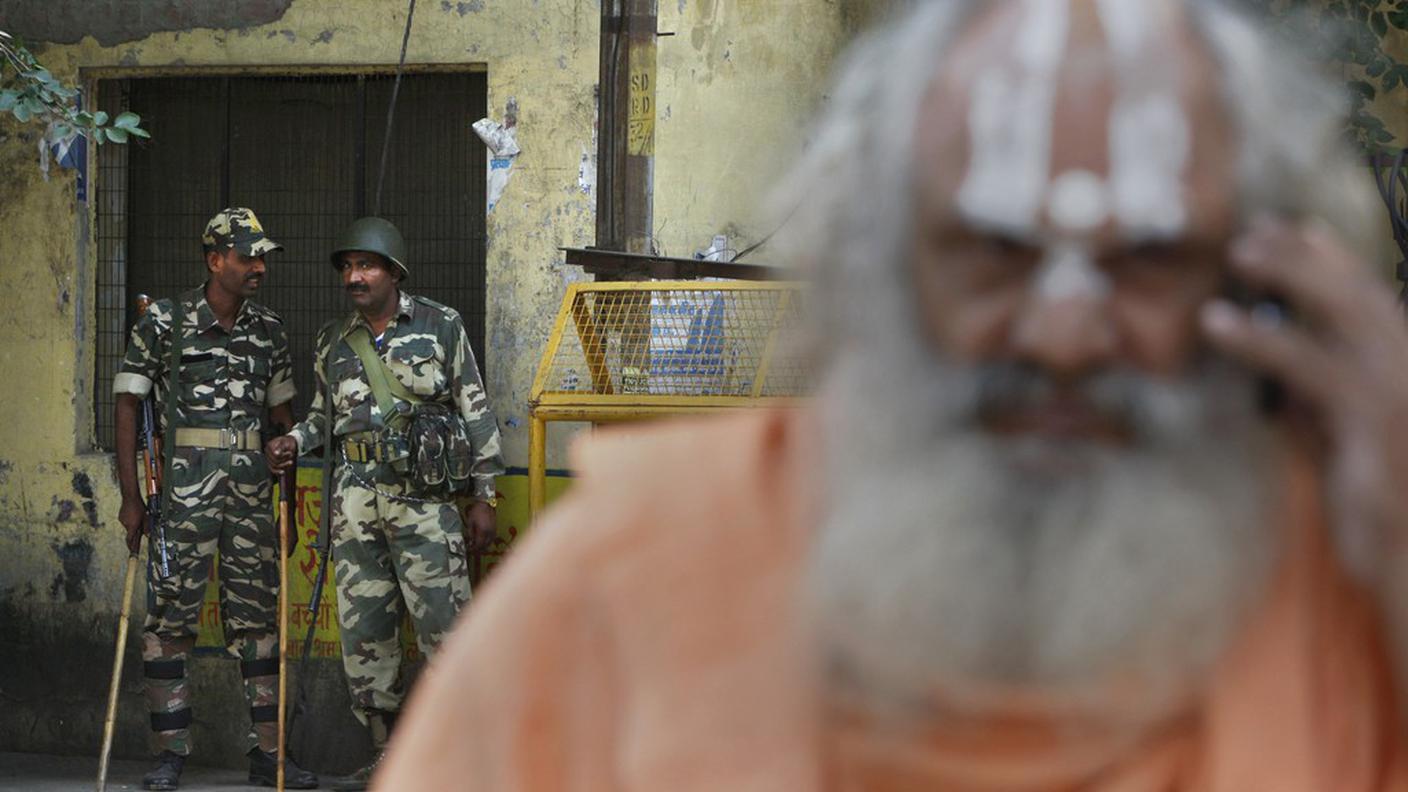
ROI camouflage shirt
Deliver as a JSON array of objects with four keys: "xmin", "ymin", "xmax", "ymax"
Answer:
[
  {"xmin": 113, "ymin": 285, "xmax": 296, "ymax": 435},
  {"xmin": 289, "ymin": 291, "xmax": 505, "ymax": 502}
]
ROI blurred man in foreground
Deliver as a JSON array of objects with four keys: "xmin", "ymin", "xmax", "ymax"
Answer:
[{"xmin": 380, "ymin": 1, "xmax": 1408, "ymax": 788}]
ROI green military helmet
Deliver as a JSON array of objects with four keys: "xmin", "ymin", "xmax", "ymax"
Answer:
[{"xmin": 331, "ymin": 216, "xmax": 409, "ymax": 279}]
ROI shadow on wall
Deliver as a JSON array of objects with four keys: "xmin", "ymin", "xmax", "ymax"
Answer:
[{"xmin": 0, "ymin": 596, "xmax": 382, "ymax": 773}]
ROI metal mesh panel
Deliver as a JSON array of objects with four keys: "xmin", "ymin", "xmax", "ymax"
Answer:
[
  {"xmin": 93, "ymin": 71, "xmax": 488, "ymax": 448},
  {"xmin": 228, "ymin": 75, "xmax": 359, "ymax": 427},
  {"xmin": 125, "ymin": 76, "xmax": 225, "ymax": 312},
  {"xmin": 93, "ymin": 80, "xmax": 132, "ymax": 449},
  {"xmin": 363, "ymin": 74, "xmax": 487, "ymax": 372},
  {"xmin": 536, "ymin": 284, "xmax": 807, "ymax": 399}
]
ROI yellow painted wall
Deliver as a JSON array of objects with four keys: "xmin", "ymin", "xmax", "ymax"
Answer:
[
  {"xmin": 0, "ymin": 0, "xmax": 859, "ymax": 764},
  {"xmin": 653, "ymin": 0, "xmax": 848, "ymax": 262}
]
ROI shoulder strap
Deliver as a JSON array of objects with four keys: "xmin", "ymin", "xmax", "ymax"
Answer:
[
  {"xmin": 159, "ymin": 298, "xmax": 184, "ymax": 515},
  {"xmin": 346, "ymin": 326, "xmax": 420, "ymax": 431},
  {"xmin": 318, "ymin": 335, "xmax": 336, "ymax": 555}
]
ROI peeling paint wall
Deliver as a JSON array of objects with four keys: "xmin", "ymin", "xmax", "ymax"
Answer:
[
  {"xmin": 653, "ymin": 0, "xmax": 850, "ymax": 262},
  {"xmin": 0, "ymin": 0, "xmax": 296, "ymax": 47},
  {"xmin": 0, "ymin": 0, "xmax": 866, "ymax": 767}
]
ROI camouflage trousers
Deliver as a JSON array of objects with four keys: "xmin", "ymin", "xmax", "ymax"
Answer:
[
  {"xmin": 142, "ymin": 447, "xmax": 281, "ymax": 756},
  {"xmin": 330, "ymin": 460, "xmax": 470, "ymax": 724}
]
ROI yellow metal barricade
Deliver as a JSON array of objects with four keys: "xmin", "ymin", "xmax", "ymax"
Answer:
[{"xmin": 527, "ymin": 280, "xmax": 807, "ymax": 518}]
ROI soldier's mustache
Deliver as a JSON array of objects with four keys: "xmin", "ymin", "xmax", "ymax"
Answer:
[{"xmin": 346, "ymin": 284, "xmax": 369, "ymax": 294}]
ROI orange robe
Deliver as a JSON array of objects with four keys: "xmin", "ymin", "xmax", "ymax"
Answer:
[{"xmin": 377, "ymin": 409, "xmax": 1408, "ymax": 791}]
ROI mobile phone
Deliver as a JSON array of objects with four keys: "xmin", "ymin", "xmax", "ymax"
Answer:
[{"xmin": 1221, "ymin": 275, "xmax": 1290, "ymax": 415}]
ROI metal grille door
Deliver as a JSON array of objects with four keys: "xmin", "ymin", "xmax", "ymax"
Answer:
[{"xmin": 94, "ymin": 72, "xmax": 488, "ymax": 448}]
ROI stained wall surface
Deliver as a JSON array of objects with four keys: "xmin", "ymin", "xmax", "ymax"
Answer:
[{"xmin": 0, "ymin": 0, "xmax": 857, "ymax": 768}]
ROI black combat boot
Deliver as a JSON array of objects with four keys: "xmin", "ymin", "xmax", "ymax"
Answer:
[
  {"xmin": 248, "ymin": 747, "xmax": 320, "ymax": 788},
  {"xmin": 142, "ymin": 750, "xmax": 186, "ymax": 791},
  {"xmin": 329, "ymin": 710, "xmax": 396, "ymax": 791}
]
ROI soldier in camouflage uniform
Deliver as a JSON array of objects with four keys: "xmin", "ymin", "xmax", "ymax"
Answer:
[
  {"xmin": 266, "ymin": 216, "xmax": 504, "ymax": 790},
  {"xmin": 114, "ymin": 208, "xmax": 319, "ymax": 791}
]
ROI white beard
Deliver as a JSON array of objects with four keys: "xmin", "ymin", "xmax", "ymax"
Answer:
[{"xmin": 808, "ymin": 347, "xmax": 1279, "ymax": 729}]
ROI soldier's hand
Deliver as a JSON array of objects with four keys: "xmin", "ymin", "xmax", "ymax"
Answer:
[
  {"xmin": 118, "ymin": 496, "xmax": 145, "ymax": 555},
  {"xmin": 465, "ymin": 501, "xmax": 497, "ymax": 552},
  {"xmin": 265, "ymin": 435, "xmax": 298, "ymax": 475}
]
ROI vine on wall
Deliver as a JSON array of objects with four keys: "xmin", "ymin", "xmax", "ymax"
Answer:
[
  {"xmin": 0, "ymin": 30, "xmax": 148, "ymax": 174},
  {"xmin": 1244, "ymin": 0, "xmax": 1407, "ymax": 154}
]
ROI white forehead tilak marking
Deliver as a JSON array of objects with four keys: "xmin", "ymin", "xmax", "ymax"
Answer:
[
  {"xmin": 1097, "ymin": 0, "xmax": 1192, "ymax": 238},
  {"xmin": 954, "ymin": 0, "xmax": 1193, "ymax": 303},
  {"xmin": 956, "ymin": 0, "xmax": 1071, "ymax": 234},
  {"xmin": 1036, "ymin": 169, "xmax": 1113, "ymax": 300},
  {"xmin": 1046, "ymin": 169, "xmax": 1109, "ymax": 233},
  {"xmin": 1033, "ymin": 244, "xmax": 1111, "ymax": 300}
]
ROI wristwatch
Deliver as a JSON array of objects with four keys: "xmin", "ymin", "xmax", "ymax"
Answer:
[{"xmin": 475, "ymin": 495, "xmax": 498, "ymax": 509}]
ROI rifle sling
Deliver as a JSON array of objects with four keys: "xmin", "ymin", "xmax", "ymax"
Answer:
[{"xmin": 318, "ymin": 337, "xmax": 336, "ymax": 555}]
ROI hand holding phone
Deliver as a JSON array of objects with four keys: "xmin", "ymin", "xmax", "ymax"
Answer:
[{"xmin": 1202, "ymin": 215, "xmax": 1408, "ymax": 580}]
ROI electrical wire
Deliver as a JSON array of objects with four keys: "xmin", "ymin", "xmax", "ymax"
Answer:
[
  {"xmin": 729, "ymin": 201, "xmax": 799, "ymax": 263},
  {"xmin": 375, "ymin": 0, "xmax": 418, "ymax": 217}
]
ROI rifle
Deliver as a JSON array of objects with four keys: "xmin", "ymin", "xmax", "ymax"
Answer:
[
  {"xmin": 287, "ymin": 344, "xmax": 336, "ymax": 754},
  {"xmin": 277, "ymin": 462, "xmax": 294, "ymax": 791},
  {"xmin": 288, "ymin": 512, "xmax": 332, "ymax": 749},
  {"xmin": 137, "ymin": 295, "xmax": 171, "ymax": 579}
]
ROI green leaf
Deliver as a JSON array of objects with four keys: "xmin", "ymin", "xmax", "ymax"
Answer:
[
  {"xmin": 92, "ymin": 110, "xmax": 108, "ymax": 126},
  {"xmin": 127, "ymin": 125, "xmax": 150, "ymax": 139},
  {"xmin": 12, "ymin": 100, "xmax": 30, "ymax": 122},
  {"xmin": 0, "ymin": 89, "xmax": 16, "ymax": 112},
  {"xmin": 1349, "ymin": 79, "xmax": 1377, "ymax": 100},
  {"xmin": 113, "ymin": 111, "xmax": 140, "ymax": 129},
  {"xmin": 103, "ymin": 126, "xmax": 128, "ymax": 143}
]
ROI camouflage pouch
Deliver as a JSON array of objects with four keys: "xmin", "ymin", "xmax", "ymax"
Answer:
[{"xmin": 404, "ymin": 403, "xmax": 475, "ymax": 498}]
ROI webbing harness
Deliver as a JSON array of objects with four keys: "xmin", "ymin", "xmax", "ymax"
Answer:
[{"xmin": 345, "ymin": 326, "xmax": 422, "ymax": 433}]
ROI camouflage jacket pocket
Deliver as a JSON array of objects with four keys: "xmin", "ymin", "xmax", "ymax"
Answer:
[
  {"xmin": 181, "ymin": 357, "xmax": 223, "ymax": 407},
  {"xmin": 388, "ymin": 347, "xmax": 443, "ymax": 398}
]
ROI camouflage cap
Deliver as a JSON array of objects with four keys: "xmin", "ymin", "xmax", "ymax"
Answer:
[{"xmin": 202, "ymin": 207, "xmax": 283, "ymax": 257}]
